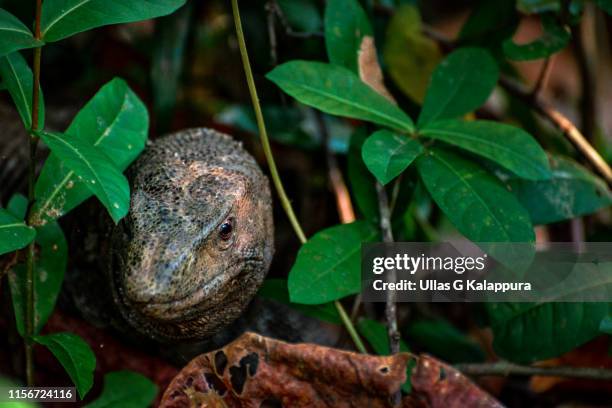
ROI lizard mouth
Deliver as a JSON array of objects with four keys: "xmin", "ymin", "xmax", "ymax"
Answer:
[{"xmin": 113, "ymin": 254, "xmax": 265, "ymax": 323}]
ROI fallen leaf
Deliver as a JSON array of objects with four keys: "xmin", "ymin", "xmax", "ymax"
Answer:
[{"xmin": 160, "ymin": 332, "xmax": 410, "ymax": 407}]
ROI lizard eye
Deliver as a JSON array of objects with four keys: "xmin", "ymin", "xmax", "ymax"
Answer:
[{"xmin": 218, "ymin": 218, "xmax": 234, "ymax": 242}]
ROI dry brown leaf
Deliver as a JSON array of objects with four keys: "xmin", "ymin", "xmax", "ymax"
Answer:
[
  {"xmin": 403, "ymin": 355, "xmax": 504, "ymax": 408},
  {"xmin": 160, "ymin": 332, "xmax": 409, "ymax": 407},
  {"xmin": 358, "ymin": 36, "xmax": 396, "ymax": 103}
]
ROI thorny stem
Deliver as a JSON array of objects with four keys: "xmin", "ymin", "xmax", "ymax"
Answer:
[
  {"xmin": 231, "ymin": 0, "xmax": 366, "ymax": 354},
  {"xmin": 24, "ymin": 0, "xmax": 43, "ymax": 387},
  {"xmin": 456, "ymin": 361, "xmax": 612, "ymax": 381}
]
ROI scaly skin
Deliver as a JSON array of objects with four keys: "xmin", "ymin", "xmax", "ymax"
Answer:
[{"xmin": 109, "ymin": 128, "xmax": 274, "ymax": 342}]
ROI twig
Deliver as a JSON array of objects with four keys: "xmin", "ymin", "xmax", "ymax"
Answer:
[
  {"xmin": 376, "ymin": 182, "xmax": 400, "ymax": 405},
  {"xmin": 500, "ymin": 76, "xmax": 612, "ymax": 185},
  {"xmin": 571, "ymin": 21, "xmax": 596, "ymax": 140},
  {"xmin": 456, "ymin": 361, "xmax": 612, "ymax": 381},
  {"xmin": 530, "ymin": 57, "xmax": 554, "ymax": 98},
  {"xmin": 231, "ymin": 0, "xmax": 366, "ymax": 354},
  {"xmin": 23, "ymin": 0, "xmax": 43, "ymax": 387},
  {"xmin": 264, "ymin": 1, "xmax": 278, "ymax": 67}
]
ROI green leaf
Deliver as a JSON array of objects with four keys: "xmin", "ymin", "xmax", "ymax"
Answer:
[
  {"xmin": 406, "ymin": 319, "xmax": 485, "ymax": 363},
  {"xmin": 601, "ymin": 315, "xmax": 612, "ymax": 335},
  {"xmin": 288, "ymin": 221, "xmax": 378, "ymax": 304},
  {"xmin": 33, "ymin": 78, "xmax": 147, "ymax": 225},
  {"xmin": 33, "ymin": 332, "xmax": 96, "ymax": 399},
  {"xmin": 0, "ymin": 9, "xmax": 43, "ymax": 57},
  {"xmin": 0, "ymin": 208, "xmax": 35, "ymax": 256},
  {"xmin": 488, "ymin": 302, "xmax": 610, "ymax": 363},
  {"xmin": 503, "ymin": 14, "xmax": 570, "ymax": 61},
  {"xmin": 596, "ymin": 0, "xmax": 612, "ymax": 14},
  {"xmin": 324, "ymin": 0, "xmax": 372, "ymax": 73},
  {"xmin": 383, "ymin": 5, "xmax": 442, "ymax": 104},
  {"xmin": 84, "ymin": 371, "xmax": 157, "ymax": 408},
  {"xmin": 41, "ymin": 0, "xmax": 187, "ymax": 42},
  {"xmin": 8, "ymin": 194, "xmax": 67, "ymax": 336},
  {"xmin": 418, "ymin": 48, "xmax": 499, "ymax": 127},
  {"xmin": 0, "ymin": 51, "xmax": 45, "ymax": 130},
  {"xmin": 259, "ymin": 279, "xmax": 341, "ymax": 324},
  {"xmin": 420, "ymin": 120, "xmax": 550, "ymax": 180},
  {"xmin": 508, "ymin": 156, "xmax": 612, "ymax": 224},
  {"xmin": 348, "ymin": 127, "xmax": 379, "ymax": 221},
  {"xmin": 416, "ymin": 148, "xmax": 534, "ymax": 242},
  {"xmin": 362, "ymin": 130, "xmax": 423, "ymax": 185},
  {"xmin": 266, "ymin": 61, "xmax": 414, "ymax": 132},
  {"xmin": 37, "ymin": 131, "xmax": 130, "ymax": 224},
  {"xmin": 278, "ymin": 0, "xmax": 322, "ymax": 33},
  {"xmin": 357, "ymin": 318, "xmax": 411, "ymax": 393},
  {"xmin": 458, "ymin": 0, "xmax": 518, "ymax": 56}
]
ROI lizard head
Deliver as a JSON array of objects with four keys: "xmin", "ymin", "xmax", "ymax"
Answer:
[{"xmin": 109, "ymin": 129, "xmax": 274, "ymax": 342}]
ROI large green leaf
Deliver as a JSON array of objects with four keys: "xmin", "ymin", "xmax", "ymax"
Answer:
[
  {"xmin": 416, "ymin": 148, "xmax": 534, "ymax": 242},
  {"xmin": 33, "ymin": 78, "xmax": 147, "ymax": 225},
  {"xmin": 84, "ymin": 371, "xmax": 157, "ymax": 408},
  {"xmin": 0, "ymin": 9, "xmax": 43, "ymax": 57},
  {"xmin": 503, "ymin": 13, "xmax": 570, "ymax": 61},
  {"xmin": 0, "ymin": 51, "xmax": 45, "ymax": 130},
  {"xmin": 0, "ymin": 208, "xmax": 35, "ymax": 256},
  {"xmin": 420, "ymin": 120, "xmax": 550, "ymax": 180},
  {"xmin": 324, "ymin": 0, "xmax": 372, "ymax": 73},
  {"xmin": 8, "ymin": 194, "xmax": 67, "ymax": 336},
  {"xmin": 37, "ymin": 131, "xmax": 130, "ymax": 224},
  {"xmin": 406, "ymin": 319, "xmax": 485, "ymax": 363},
  {"xmin": 383, "ymin": 5, "xmax": 442, "ymax": 104},
  {"xmin": 259, "ymin": 279, "xmax": 341, "ymax": 324},
  {"xmin": 362, "ymin": 130, "xmax": 423, "ymax": 185},
  {"xmin": 418, "ymin": 48, "xmax": 499, "ymax": 127},
  {"xmin": 288, "ymin": 221, "xmax": 378, "ymax": 304},
  {"xmin": 508, "ymin": 156, "xmax": 612, "ymax": 224},
  {"xmin": 266, "ymin": 61, "xmax": 414, "ymax": 132},
  {"xmin": 488, "ymin": 302, "xmax": 611, "ymax": 363},
  {"xmin": 33, "ymin": 333, "xmax": 96, "ymax": 399},
  {"xmin": 40, "ymin": 0, "xmax": 187, "ymax": 42}
]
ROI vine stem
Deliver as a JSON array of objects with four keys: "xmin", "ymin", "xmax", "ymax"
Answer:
[
  {"xmin": 230, "ymin": 0, "xmax": 366, "ymax": 354},
  {"xmin": 24, "ymin": 0, "xmax": 43, "ymax": 387}
]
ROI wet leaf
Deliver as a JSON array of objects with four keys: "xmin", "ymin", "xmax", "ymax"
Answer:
[
  {"xmin": 33, "ymin": 78, "xmax": 147, "ymax": 225},
  {"xmin": 0, "ymin": 51, "xmax": 45, "ymax": 129},
  {"xmin": 267, "ymin": 61, "xmax": 414, "ymax": 132},
  {"xmin": 288, "ymin": 221, "xmax": 378, "ymax": 304},
  {"xmin": 37, "ymin": 131, "xmax": 130, "ymax": 224},
  {"xmin": 41, "ymin": 0, "xmax": 187, "ymax": 42},
  {"xmin": 418, "ymin": 48, "xmax": 499, "ymax": 127},
  {"xmin": 508, "ymin": 156, "xmax": 612, "ymax": 224},
  {"xmin": 416, "ymin": 148, "xmax": 534, "ymax": 243},
  {"xmin": 487, "ymin": 302, "xmax": 611, "ymax": 363},
  {"xmin": 33, "ymin": 332, "xmax": 96, "ymax": 399},
  {"xmin": 420, "ymin": 119, "xmax": 550, "ymax": 180},
  {"xmin": 324, "ymin": 0, "xmax": 372, "ymax": 73},
  {"xmin": 503, "ymin": 13, "xmax": 570, "ymax": 61},
  {"xmin": 362, "ymin": 130, "xmax": 423, "ymax": 185},
  {"xmin": 383, "ymin": 5, "xmax": 442, "ymax": 103},
  {"xmin": 0, "ymin": 207, "xmax": 35, "ymax": 256},
  {"xmin": 84, "ymin": 371, "xmax": 157, "ymax": 408},
  {"xmin": 0, "ymin": 9, "xmax": 43, "ymax": 57}
]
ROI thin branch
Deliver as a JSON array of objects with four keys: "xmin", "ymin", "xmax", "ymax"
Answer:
[
  {"xmin": 571, "ymin": 21, "xmax": 596, "ymax": 140},
  {"xmin": 530, "ymin": 56, "xmax": 554, "ymax": 98},
  {"xmin": 231, "ymin": 0, "xmax": 366, "ymax": 354},
  {"xmin": 456, "ymin": 361, "xmax": 612, "ymax": 381},
  {"xmin": 24, "ymin": 0, "xmax": 43, "ymax": 387},
  {"xmin": 500, "ymin": 76, "xmax": 612, "ymax": 185}
]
